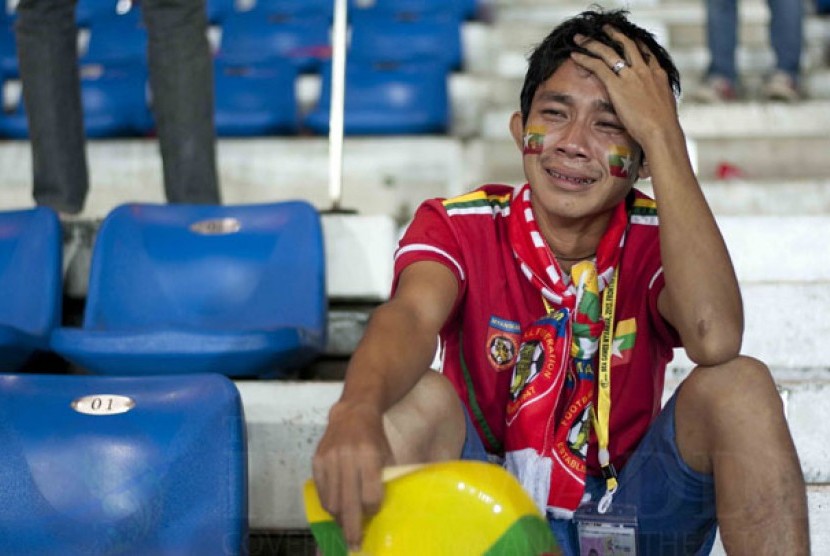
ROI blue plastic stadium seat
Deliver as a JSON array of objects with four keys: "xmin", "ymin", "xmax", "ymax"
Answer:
[
  {"xmin": 81, "ymin": 63, "xmax": 154, "ymax": 137},
  {"xmin": 207, "ymin": 0, "xmax": 236, "ymax": 23},
  {"xmin": 0, "ymin": 372, "xmax": 247, "ymax": 554},
  {"xmin": 0, "ymin": 63, "xmax": 152, "ymax": 139},
  {"xmin": 82, "ymin": 8, "xmax": 147, "ymax": 67},
  {"xmin": 252, "ymin": 0, "xmax": 334, "ymax": 20},
  {"xmin": 76, "ymin": 0, "xmax": 130, "ymax": 26},
  {"xmin": 350, "ymin": 0, "xmax": 476, "ymax": 19},
  {"xmin": 0, "ymin": 16, "xmax": 18, "ymax": 77},
  {"xmin": 214, "ymin": 58, "xmax": 299, "ymax": 136},
  {"xmin": 305, "ymin": 61, "xmax": 449, "ymax": 135},
  {"xmin": 349, "ymin": 8, "xmax": 463, "ymax": 70},
  {"xmin": 0, "ymin": 207, "xmax": 62, "ymax": 372},
  {"xmin": 50, "ymin": 201, "xmax": 327, "ymax": 378},
  {"xmin": 218, "ymin": 11, "xmax": 331, "ymax": 73}
]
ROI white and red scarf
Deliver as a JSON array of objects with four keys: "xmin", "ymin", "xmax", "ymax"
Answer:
[{"xmin": 504, "ymin": 184, "xmax": 628, "ymax": 517}]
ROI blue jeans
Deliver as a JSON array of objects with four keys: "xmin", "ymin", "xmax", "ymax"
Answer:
[
  {"xmin": 461, "ymin": 392, "xmax": 717, "ymax": 556},
  {"xmin": 705, "ymin": 0, "xmax": 803, "ymax": 82},
  {"xmin": 15, "ymin": 0, "xmax": 220, "ymax": 214}
]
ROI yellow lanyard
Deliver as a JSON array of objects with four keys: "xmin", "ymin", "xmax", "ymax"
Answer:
[{"xmin": 594, "ymin": 267, "xmax": 619, "ymax": 500}]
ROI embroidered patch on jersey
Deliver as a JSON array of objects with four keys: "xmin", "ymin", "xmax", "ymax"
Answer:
[
  {"xmin": 611, "ymin": 317, "xmax": 637, "ymax": 365},
  {"xmin": 630, "ymin": 197, "xmax": 659, "ymax": 226},
  {"xmin": 609, "ymin": 145, "xmax": 633, "ymax": 178},
  {"xmin": 486, "ymin": 315, "xmax": 521, "ymax": 372},
  {"xmin": 523, "ymin": 125, "xmax": 546, "ymax": 155},
  {"xmin": 443, "ymin": 190, "xmax": 512, "ymax": 217}
]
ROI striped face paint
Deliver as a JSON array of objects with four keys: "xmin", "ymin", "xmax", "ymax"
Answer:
[
  {"xmin": 522, "ymin": 125, "xmax": 546, "ymax": 155},
  {"xmin": 609, "ymin": 145, "xmax": 633, "ymax": 178}
]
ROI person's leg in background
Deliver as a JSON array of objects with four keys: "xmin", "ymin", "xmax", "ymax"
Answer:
[
  {"xmin": 692, "ymin": 0, "xmax": 739, "ymax": 102},
  {"xmin": 15, "ymin": 0, "xmax": 89, "ymax": 215},
  {"xmin": 141, "ymin": 0, "xmax": 221, "ymax": 204},
  {"xmin": 763, "ymin": 0, "xmax": 804, "ymax": 100}
]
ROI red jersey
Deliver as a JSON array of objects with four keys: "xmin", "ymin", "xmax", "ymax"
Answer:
[{"xmin": 393, "ymin": 184, "xmax": 680, "ymax": 475}]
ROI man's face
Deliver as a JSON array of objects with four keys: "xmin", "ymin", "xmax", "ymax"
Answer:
[{"xmin": 510, "ymin": 59, "xmax": 646, "ymax": 226}]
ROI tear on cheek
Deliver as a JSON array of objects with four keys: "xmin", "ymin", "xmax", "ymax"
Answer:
[
  {"xmin": 609, "ymin": 145, "xmax": 633, "ymax": 178},
  {"xmin": 522, "ymin": 125, "xmax": 547, "ymax": 155}
]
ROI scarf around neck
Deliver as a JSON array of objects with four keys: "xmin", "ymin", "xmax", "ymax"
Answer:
[{"xmin": 504, "ymin": 183, "xmax": 629, "ymax": 517}]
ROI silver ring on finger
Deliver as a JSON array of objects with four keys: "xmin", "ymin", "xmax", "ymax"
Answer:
[{"xmin": 611, "ymin": 59, "xmax": 628, "ymax": 75}]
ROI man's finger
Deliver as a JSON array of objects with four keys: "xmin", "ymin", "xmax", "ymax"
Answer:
[
  {"xmin": 359, "ymin": 456, "xmax": 385, "ymax": 517},
  {"xmin": 603, "ymin": 25, "xmax": 647, "ymax": 68},
  {"xmin": 570, "ymin": 51, "xmax": 617, "ymax": 80},
  {"xmin": 339, "ymin": 458, "xmax": 365, "ymax": 551}
]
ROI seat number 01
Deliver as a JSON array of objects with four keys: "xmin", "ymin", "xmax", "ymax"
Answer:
[{"xmin": 71, "ymin": 395, "xmax": 135, "ymax": 415}]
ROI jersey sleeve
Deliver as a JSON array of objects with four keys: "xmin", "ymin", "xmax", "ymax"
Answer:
[
  {"xmin": 391, "ymin": 199, "xmax": 468, "ymax": 300},
  {"xmin": 646, "ymin": 265, "xmax": 682, "ymax": 350}
]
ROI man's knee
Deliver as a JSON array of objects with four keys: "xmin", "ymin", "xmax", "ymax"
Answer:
[
  {"xmin": 675, "ymin": 356, "xmax": 787, "ymax": 473},
  {"xmin": 679, "ymin": 355, "xmax": 783, "ymax": 418},
  {"xmin": 383, "ymin": 371, "xmax": 466, "ymax": 464}
]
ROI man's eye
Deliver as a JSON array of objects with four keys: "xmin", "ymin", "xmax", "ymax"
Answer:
[{"xmin": 598, "ymin": 121, "xmax": 624, "ymax": 131}]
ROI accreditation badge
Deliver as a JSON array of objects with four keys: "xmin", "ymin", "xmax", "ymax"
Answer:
[{"xmin": 574, "ymin": 502, "xmax": 639, "ymax": 555}]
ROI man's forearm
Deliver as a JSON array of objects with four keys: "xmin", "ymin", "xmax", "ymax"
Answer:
[{"xmin": 646, "ymin": 128, "xmax": 744, "ymax": 364}]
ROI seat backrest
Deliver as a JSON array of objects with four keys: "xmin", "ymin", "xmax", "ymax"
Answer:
[
  {"xmin": 0, "ymin": 64, "xmax": 151, "ymax": 139},
  {"xmin": 351, "ymin": 0, "xmax": 474, "ymax": 19},
  {"xmin": 76, "ymin": 0, "xmax": 132, "ymax": 26},
  {"xmin": 84, "ymin": 201, "xmax": 326, "ymax": 335},
  {"xmin": 80, "ymin": 62, "xmax": 153, "ymax": 137},
  {"xmin": 349, "ymin": 9, "xmax": 462, "ymax": 70},
  {"xmin": 214, "ymin": 58, "xmax": 299, "ymax": 135},
  {"xmin": 252, "ymin": 0, "xmax": 334, "ymax": 19},
  {"xmin": 219, "ymin": 11, "xmax": 331, "ymax": 72},
  {"xmin": 306, "ymin": 60, "xmax": 449, "ymax": 134},
  {"xmin": 82, "ymin": 9, "xmax": 147, "ymax": 67},
  {"xmin": 0, "ymin": 207, "xmax": 62, "ymax": 337},
  {"xmin": 0, "ymin": 372, "xmax": 247, "ymax": 554},
  {"xmin": 207, "ymin": 0, "xmax": 236, "ymax": 23},
  {"xmin": 0, "ymin": 16, "xmax": 17, "ymax": 77}
]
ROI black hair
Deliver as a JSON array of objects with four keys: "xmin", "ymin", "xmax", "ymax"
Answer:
[{"xmin": 519, "ymin": 7, "xmax": 681, "ymax": 123}]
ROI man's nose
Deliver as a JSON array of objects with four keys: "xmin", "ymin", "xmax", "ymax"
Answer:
[{"xmin": 553, "ymin": 121, "xmax": 590, "ymax": 158}]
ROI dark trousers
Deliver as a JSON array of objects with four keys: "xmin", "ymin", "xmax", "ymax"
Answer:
[{"xmin": 15, "ymin": 0, "xmax": 221, "ymax": 214}]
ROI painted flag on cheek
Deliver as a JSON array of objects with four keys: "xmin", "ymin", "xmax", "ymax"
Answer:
[
  {"xmin": 523, "ymin": 126, "xmax": 546, "ymax": 155},
  {"xmin": 609, "ymin": 145, "xmax": 632, "ymax": 178}
]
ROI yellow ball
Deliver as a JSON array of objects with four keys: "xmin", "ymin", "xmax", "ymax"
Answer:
[{"xmin": 304, "ymin": 460, "xmax": 560, "ymax": 555}]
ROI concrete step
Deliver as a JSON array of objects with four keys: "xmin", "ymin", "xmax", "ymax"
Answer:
[
  {"xmin": 235, "ymin": 378, "xmax": 830, "ymax": 554},
  {"xmin": 0, "ymin": 137, "xmax": 466, "ymax": 221},
  {"xmin": 645, "ymin": 179, "xmax": 830, "ymax": 216},
  {"xmin": 669, "ymin": 282, "xmax": 830, "ymax": 372}
]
